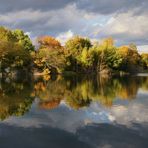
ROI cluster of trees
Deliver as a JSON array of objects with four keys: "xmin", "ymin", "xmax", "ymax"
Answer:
[
  {"xmin": 32, "ymin": 36, "xmax": 66, "ymax": 75},
  {"xmin": 0, "ymin": 26, "xmax": 148, "ymax": 76},
  {"xmin": 33, "ymin": 36, "xmax": 147, "ymax": 75},
  {"xmin": 0, "ymin": 26, "xmax": 34, "ymax": 76}
]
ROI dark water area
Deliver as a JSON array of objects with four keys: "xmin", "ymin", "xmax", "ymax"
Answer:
[{"xmin": 0, "ymin": 75, "xmax": 148, "ymax": 148}]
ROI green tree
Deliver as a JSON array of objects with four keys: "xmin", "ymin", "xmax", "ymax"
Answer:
[
  {"xmin": 0, "ymin": 27, "xmax": 33, "ymax": 73},
  {"xmin": 0, "ymin": 26, "xmax": 16, "ymax": 42},
  {"xmin": 12, "ymin": 29, "xmax": 34, "ymax": 52},
  {"xmin": 91, "ymin": 38, "xmax": 122, "ymax": 73},
  {"xmin": 65, "ymin": 36, "xmax": 92, "ymax": 72}
]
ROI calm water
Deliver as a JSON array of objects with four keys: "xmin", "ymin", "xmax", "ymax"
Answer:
[{"xmin": 0, "ymin": 75, "xmax": 148, "ymax": 148}]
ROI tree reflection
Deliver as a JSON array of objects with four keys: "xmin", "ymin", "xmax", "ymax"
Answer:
[
  {"xmin": 116, "ymin": 77, "xmax": 140, "ymax": 99},
  {"xmin": 0, "ymin": 78, "xmax": 34, "ymax": 120},
  {"xmin": 1, "ymin": 75, "xmax": 148, "ymax": 120},
  {"xmin": 34, "ymin": 75, "xmax": 148, "ymax": 110},
  {"xmin": 141, "ymin": 77, "xmax": 148, "ymax": 90},
  {"xmin": 33, "ymin": 77, "xmax": 66, "ymax": 109}
]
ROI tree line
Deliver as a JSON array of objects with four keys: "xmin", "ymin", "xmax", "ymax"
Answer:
[{"xmin": 0, "ymin": 26, "xmax": 148, "ymax": 77}]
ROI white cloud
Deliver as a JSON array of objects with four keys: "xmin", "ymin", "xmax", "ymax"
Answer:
[
  {"xmin": 96, "ymin": 9, "xmax": 148, "ymax": 45},
  {"xmin": 0, "ymin": 1, "xmax": 148, "ymax": 47},
  {"xmin": 0, "ymin": 4, "xmax": 95, "ymax": 36},
  {"xmin": 56, "ymin": 30, "xmax": 74, "ymax": 45},
  {"xmin": 138, "ymin": 45, "xmax": 148, "ymax": 53},
  {"xmin": 110, "ymin": 102, "xmax": 148, "ymax": 126},
  {"xmin": 25, "ymin": 31, "xmax": 31, "ymax": 37}
]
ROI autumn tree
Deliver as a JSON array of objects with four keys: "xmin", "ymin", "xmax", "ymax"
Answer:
[
  {"xmin": 34, "ymin": 36, "xmax": 65, "ymax": 74},
  {"xmin": 141, "ymin": 53, "xmax": 148, "ymax": 68},
  {"xmin": 0, "ymin": 26, "xmax": 16, "ymax": 42},
  {"xmin": 117, "ymin": 46, "xmax": 142, "ymax": 72},
  {"xmin": 65, "ymin": 36, "xmax": 91, "ymax": 52},
  {"xmin": 38, "ymin": 36, "xmax": 61, "ymax": 50},
  {"xmin": 0, "ymin": 27, "xmax": 33, "ymax": 74}
]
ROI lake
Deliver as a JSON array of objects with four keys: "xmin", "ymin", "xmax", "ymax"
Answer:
[{"xmin": 0, "ymin": 75, "xmax": 148, "ymax": 148}]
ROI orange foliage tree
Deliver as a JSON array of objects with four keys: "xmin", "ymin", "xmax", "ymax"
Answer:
[{"xmin": 37, "ymin": 36, "xmax": 62, "ymax": 50}]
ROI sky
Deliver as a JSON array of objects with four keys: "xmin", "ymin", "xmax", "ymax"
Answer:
[{"xmin": 0, "ymin": 0, "xmax": 148, "ymax": 52}]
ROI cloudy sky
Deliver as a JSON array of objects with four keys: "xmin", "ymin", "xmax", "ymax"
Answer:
[{"xmin": 0, "ymin": 0, "xmax": 148, "ymax": 52}]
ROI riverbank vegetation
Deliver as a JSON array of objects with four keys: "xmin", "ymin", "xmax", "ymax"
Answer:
[{"xmin": 0, "ymin": 26, "xmax": 148, "ymax": 77}]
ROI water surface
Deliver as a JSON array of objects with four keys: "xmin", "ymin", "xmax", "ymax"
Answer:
[{"xmin": 0, "ymin": 75, "xmax": 148, "ymax": 148}]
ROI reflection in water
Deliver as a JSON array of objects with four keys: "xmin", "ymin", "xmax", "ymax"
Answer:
[
  {"xmin": 34, "ymin": 75, "xmax": 144, "ymax": 109},
  {"xmin": 0, "ymin": 78, "xmax": 34, "ymax": 120},
  {"xmin": 0, "ymin": 75, "xmax": 148, "ymax": 148},
  {"xmin": 0, "ymin": 75, "xmax": 148, "ymax": 120}
]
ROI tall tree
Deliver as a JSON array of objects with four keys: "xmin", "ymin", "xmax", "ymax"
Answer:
[
  {"xmin": 12, "ymin": 29, "xmax": 34, "ymax": 52},
  {"xmin": 35, "ymin": 36, "xmax": 65, "ymax": 74}
]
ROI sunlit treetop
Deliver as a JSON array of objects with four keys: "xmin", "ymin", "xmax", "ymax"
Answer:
[
  {"xmin": 0, "ymin": 26, "xmax": 16, "ymax": 42},
  {"xmin": 102, "ymin": 37, "xmax": 114, "ymax": 47},
  {"xmin": 65, "ymin": 36, "xmax": 92, "ymax": 51},
  {"xmin": 37, "ymin": 36, "xmax": 62, "ymax": 50},
  {"xmin": 12, "ymin": 29, "xmax": 35, "ymax": 51}
]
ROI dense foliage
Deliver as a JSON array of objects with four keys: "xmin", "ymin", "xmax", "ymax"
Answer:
[
  {"xmin": 0, "ymin": 26, "xmax": 147, "ymax": 76},
  {"xmin": 0, "ymin": 27, "xmax": 34, "ymax": 76},
  {"xmin": 33, "ymin": 36, "xmax": 66, "ymax": 75}
]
